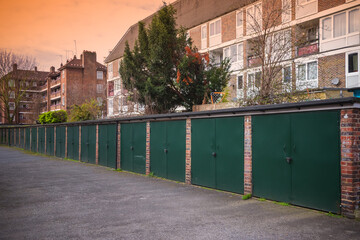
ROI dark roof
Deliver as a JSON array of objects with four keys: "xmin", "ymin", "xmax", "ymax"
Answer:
[
  {"xmin": 4, "ymin": 69, "xmax": 49, "ymax": 81},
  {"xmin": 104, "ymin": 0, "xmax": 256, "ymax": 63},
  {"xmin": 58, "ymin": 58, "xmax": 107, "ymax": 71}
]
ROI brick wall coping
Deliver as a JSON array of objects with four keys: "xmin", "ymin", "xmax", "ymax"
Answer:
[{"xmin": 2, "ymin": 97, "xmax": 360, "ymax": 128}]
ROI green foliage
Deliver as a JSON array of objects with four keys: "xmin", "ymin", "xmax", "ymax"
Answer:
[
  {"xmin": 148, "ymin": 172, "xmax": 155, "ymax": 178},
  {"xmin": 258, "ymin": 198, "xmax": 266, "ymax": 201},
  {"xmin": 69, "ymin": 99, "xmax": 102, "ymax": 122},
  {"xmin": 38, "ymin": 110, "xmax": 67, "ymax": 124},
  {"xmin": 120, "ymin": 3, "xmax": 231, "ymax": 113},
  {"xmin": 275, "ymin": 202, "xmax": 290, "ymax": 206},
  {"xmin": 242, "ymin": 193, "xmax": 252, "ymax": 200}
]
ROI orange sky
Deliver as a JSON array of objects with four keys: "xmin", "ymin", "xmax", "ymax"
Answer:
[{"xmin": 0, "ymin": 0, "xmax": 176, "ymax": 71}]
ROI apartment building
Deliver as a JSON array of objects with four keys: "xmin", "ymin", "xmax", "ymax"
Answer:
[
  {"xmin": 1, "ymin": 50, "xmax": 107, "ymax": 124},
  {"xmin": 105, "ymin": 0, "xmax": 360, "ymax": 116}
]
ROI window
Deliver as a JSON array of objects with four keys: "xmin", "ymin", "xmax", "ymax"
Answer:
[
  {"xmin": 108, "ymin": 63, "xmax": 113, "ymax": 79},
  {"xmin": 223, "ymin": 43, "xmax": 243, "ymax": 64},
  {"xmin": 298, "ymin": 0, "xmax": 315, "ymax": 5},
  {"xmin": 97, "ymin": 97, "xmax": 103, "ymax": 106},
  {"xmin": 62, "ymin": 98, "xmax": 65, "ymax": 106},
  {"xmin": 283, "ymin": 66, "xmax": 292, "ymax": 83},
  {"xmin": 9, "ymin": 102, "xmax": 15, "ymax": 110},
  {"xmin": 246, "ymin": 3, "xmax": 262, "ymax": 34},
  {"xmin": 19, "ymin": 113, "xmax": 24, "ymax": 120},
  {"xmin": 349, "ymin": 9, "xmax": 359, "ymax": 33},
  {"xmin": 97, "ymin": 84, "xmax": 103, "ymax": 93},
  {"xmin": 25, "ymin": 81, "xmax": 29, "ymax": 87},
  {"xmin": 114, "ymin": 79, "xmax": 121, "ymax": 91},
  {"xmin": 108, "ymin": 99, "xmax": 113, "ymax": 115},
  {"xmin": 62, "ymin": 83, "xmax": 65, "ymax": 93},
  {"xmin": 9, "ymin": 91, "xmax": 15, "ymax": 99},
  {"xmin": 210, "ymin": 19, "xmax": 221, "ymax": 36},
  {"xmin": 297, "ymin": 61, "xmax": 317, "ymax": 81},
  {"xmin": 237, "ymin": 75, "xmax": 243, "ymax": 89},
  {"xmin": 333, "ymin": 12, "xmax": 346, "ymax": 38},
  {"xmin": 201, "ymin": 25, "xmax": 207, "ymax": 39},
  {"xmin": 348, "ymin": 52, "xmax": 358, "ymax": 73},
  {"xmin": 8, "ymin": 79, "xmax": 15, "ymax": 87},
  {"xmin": 230, "ymin": 45, "xmax": 237, "ymax": 63},
  {"xmin": 236, "ymin": 11, "xmax": 243, "ymax": 27},
  {"xmin": 97, "ymin": 71, "xmax": 103, "ymax": 80},
  {"xmin": 32, "ymin": 81, "xmax": 37, "ymax": 87},
  {"xmin": 282, "ymin": 0, "xmax": 291, "ymax": 23},
  {"xmin": 62, "ymin": 70, "xmax": 65, "ymax": 79}
]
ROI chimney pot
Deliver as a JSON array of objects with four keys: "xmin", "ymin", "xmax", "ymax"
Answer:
[
  {"xmin": 13, "ymin": 63, "xmax": 17, "ymax": 71},
  {"xmin": 34, "ymin": 66, "xmax": 37, "ymax": 72},
  {"xmin": 50, "ymin": 66, "xmax": 55, "ymax": 72}
]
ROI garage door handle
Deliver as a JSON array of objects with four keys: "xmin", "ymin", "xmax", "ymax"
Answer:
[
  {"xmin": 212, "ymin": 152, "xmax": 216, "ymax": 157},
  {"xmin": 130, "ymin": 146, "xmax": 134, "ymax": 150},
  {"xmin": 164, "ymin": 149, "xmax": 168, "ymax": 153},
  {"xmin": 286, "ymin": 157, "xmax": 292, "ymax": 164}
]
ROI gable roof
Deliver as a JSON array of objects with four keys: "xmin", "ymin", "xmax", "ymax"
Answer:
[
  {"xmin": 104, "ymin": 0, "xmax": 255, "ymax": 63},
  {"xmin": 58, "ymin": 58, "xmax": 107, "ymax": 71},
  {"xmin": 4, "ymin": 69, "xmax": 49, "ymax": 82}
]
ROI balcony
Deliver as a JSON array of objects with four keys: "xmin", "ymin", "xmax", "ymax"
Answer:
[
  {"xmin": 50, "ymin": 104, "xmax": 61, "ymax": 111},
  {"xmin": 297, "ymin": 43, "xmax": 319, "ymax": 57},
  {"xmin": 50, "ymin": 91, "xmax": 61, "ymax": 100},
  {"xmin": 247, "ymin": 55, "xmax": 262, "ymax": 68},
  {"xmin": 50, "ymin": 79, "xmax": 61, "ymax": 88},
  {"xmin": 40, "ymin": 107, "xmax": 48, "ymax": 113},
  {"xmin": 40, "ymin": 83, "xmax": 48, "ymax": 92}
]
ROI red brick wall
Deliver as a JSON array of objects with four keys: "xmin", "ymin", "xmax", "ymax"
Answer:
[
  {"xmin": 319, "ymin": 0, "xmax": 345, "ymax": 12},
  {"xmin": 340, "ymin": 109, "xmax": 360, "ymax": 218},
  {"xmin": 146, "ymin": 121, "xmax": 150, "ymax": 175},
  {"xmin": 185, "ymin": 118, "xmax": 191, "ymax": 184},
  {"xmin": 222, "ymin": 12, "xmax": 236, "ymax": 43},
  {"xmin": 113, "ymin": 60, "xmax": 119, "ymax": 78},
  {"xmin": 244, "ymin": 116, "xmax": 252, "ymax": 195},
  {"xmin": 318, "ymin": 53, "xmax": 346, "ymax": 88},
  {"xmin": 190, "ymin": 26, "xmax": 201, "ymax": 50}
]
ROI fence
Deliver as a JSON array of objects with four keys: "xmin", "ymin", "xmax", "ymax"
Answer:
[{"xmin": 1, "ymin": 97, "xmax": 359, "ymax": 219}]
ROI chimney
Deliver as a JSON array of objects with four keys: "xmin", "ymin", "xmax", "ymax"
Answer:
[
  {"xmin": 81, "ymin": 50, "xmax": 96, "ymax": 67},
  {"xmin": 13, "ymin": 63, "xmax": 17, "ymax": 71},
  {"xmin": 73, "ymin": 55, "xmax": 77, "ymax": 59},
  {"xmin": 34, "ymin": 66, "xmax": 37, "ymax": 72},
  {"xmin": 50, "ymin": 66, "xmax": 55, "ymax": 73}
]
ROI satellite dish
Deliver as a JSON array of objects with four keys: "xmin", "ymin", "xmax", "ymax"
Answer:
[{"xmin": 331, "ymin": 78, "xmax": 340, "ymax": 86}]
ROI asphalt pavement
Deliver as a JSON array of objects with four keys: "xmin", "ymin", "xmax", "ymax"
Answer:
[{"xmin": 0, "ymin": 146, "xmax": 359, "ymax": 240}]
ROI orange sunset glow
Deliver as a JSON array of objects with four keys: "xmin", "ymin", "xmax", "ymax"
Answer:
[{"xmin": 0, "ymin": 0, "xmax": 176, "ymax": 71}]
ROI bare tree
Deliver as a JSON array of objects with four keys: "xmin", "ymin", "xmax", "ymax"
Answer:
[
  {"xmin": 0, "ymin": 49, "xmax": 37, "ymax": 124},
  {"xmin": 242, "ymin": 0, "xmax": 310, "ymax": 105}
]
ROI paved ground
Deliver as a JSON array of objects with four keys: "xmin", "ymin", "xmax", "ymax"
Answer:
[{"xmin": 0, "ymin": 147, "xmax": 359, "ymax": 240}]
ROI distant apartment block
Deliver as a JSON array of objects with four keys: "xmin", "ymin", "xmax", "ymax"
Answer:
[
  {"xmin": 105, "ymin": 0, "xmax": 360, "ymax": 116},
  {"xmin": 1, "ymin": 50, "xmax": 107, "ymax": 124}
]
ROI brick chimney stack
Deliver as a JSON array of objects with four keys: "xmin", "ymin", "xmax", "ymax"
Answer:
[
  {"xmin": 50, "ymin": 66, "xmax": 55, "ymax": 73},
  {"xmin": 12, "ymin": 63, "xmax": 17, "ymax": 71},
  {"xmin": 34, "ymin": 66, "xmax": 37, "ymax": 72}
]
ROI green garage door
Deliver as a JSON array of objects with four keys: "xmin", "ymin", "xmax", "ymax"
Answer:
[
  {"xmin": 56, "ymin": 126, "xmax": 66, "ymax": 158},
  {"xmin": 150, "ymin": 120, "xmax": 186, "ymax": 182},
  {"xmin": 31, "ymin": 128, "xmax": 37, "ymax": 152},
  {"xmin": 67, "ymin": 126, "xmax": 79, "ymax": 160},
  {"xmin": 121, "ymin": 122, "xmax": 146, "ymax": 174},
  {"xmin": 46, "ymin": 127, "xmax": 54, "ymax": 155},
  {"xmin": 192, "ymin": 117, "xmax": 244, "ymax": 194},
  {"xmin": 81, "ymin": 125, "xmax": 96, "ymax": 164},
  {"xmin": 253, "ymin": 110, "xmax": 340, "ymax": 213},
  {"xmin": 38, "ymin": 128, "xmax": 45, "ymax": 154},
  {"xmin": 9, "ymin": 129, "xmax": 14, "ymax": 146},
  {"xmin": 25, "ymin": 128, "xmax": 30, "ymax": 150},
  {"xmin": 98, "ymin": 124, "xmax": 117, "ymax": 168},
  {"xmin": 20, "ymin": 128, "xmax": 25, "ymax": 148},
  {"xmin": 0, "ymin": 129, "xmax": 4, "ymax": 144}
]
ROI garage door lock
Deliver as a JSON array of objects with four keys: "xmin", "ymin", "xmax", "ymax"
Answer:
[{"xmin": 286, "ymin": 157, "xmax": 292, "ymax": 164}]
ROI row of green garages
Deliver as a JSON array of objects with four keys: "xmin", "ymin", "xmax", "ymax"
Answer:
[{"xmin": 0, "ymin": 110, "xmax": 341, "ymax": 213}]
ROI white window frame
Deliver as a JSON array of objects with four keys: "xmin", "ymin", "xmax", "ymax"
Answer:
[
  {"xmin": 9, "ymin": 102, "xmax": 15, "ymax": 110},
  {"xmin": 236, "ymin": 10, "xmax": 244, "ymax": 38},
  {"xmin": 282, "ymin": 0, "xmax": 291, "ymax": 23},
  {"xmin": 247, "ymin": 68, "xmax": 262, "ymax": 97},
  {"xmin": 108, "ymin": 62, "xmax": 113, "ymax": 80},
  {"xmin": 108, "ymin": 98, "xmax": 114, "ymax": 116},
  {"xmin": 297, "ymin": 0, "xmax": 316, "ymax": 6},
  {"xmin": 246, "ymin": 2, "xmax": 262, "ymax": 35},
  {"xmin": 114, "ymin": 79, "xmax": 121, "ymax": 91},
  {"xmin": 97, "ymin": 71, "xmax": 103, "ymax": 80},
  {"xmin": 320, "ymin": 7, "xmax": 360, "ymax": 43},
  {"xmin": 8, "ymin": 79, "xmax": 15, "ymax": 87},
  {"xmin": 209, "ymin": 18, "xmax": 221, "ymax": 37},
  {"xmin": 282, "ymin": 65, "xmax": 292, "ymax": 92},
  {"xmin": 62, "ymin": 70, "xmax": 65, "ymax": 79},
  {"xmin": 346, "ymin": 50, "xmax": 359, "ymax": 77},
  {"xmin": 9, "ymin": 91, "xmax": 15, "ymax": 99},
  {"xmin": 201, "ymin": 24, "xmax": 207, "ymax": 49},
  {"xmin": 97, "ymin": 84, "xmax": 103, "ymax": 94},
  {"xmin": 296, "ymin": 60, "xmax": 318, "ymax": 90},
  {"xmin": 62, "ymin": 97, "xmax": 65, "ymax": 106}
]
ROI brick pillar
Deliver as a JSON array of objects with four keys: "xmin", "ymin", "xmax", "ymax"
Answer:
[
  {"xmin": 29, "ymin": 128, "xmax": 31, "ymax": 150},
  {"xmin": 54, "ymin": 127, "xmax": 56, "ymax": 156},
  {"xmin": 79, "ymin": 126, "xmax": 82, "ymax": 161},
  {"xmin": 96, "ymin": 125, "xmax": 99, "ymax": 165},
  {"xmin": 65, "ymin": 126, "xmax": 67, "ymax": 158},
  {"xmin": 244, "ymin": 116, "xmax": 252, "ymax": 195},
  {"xmin": 117, "ymin": 123, "xmax": 121, "ymax": 169},
  {"xmin": 36, "ymin": 127, "xmax": 39, "ymax": 152},
  {"xmin": 44, "ymin": 127, "xmax": 47, "ymax": 153},
  {"xmin": 185, "ymin": 118, "xmax": 192, "ymax": 184},
  {"xmin": 146, "ymin": 121, "xmax": 150, "ymax": 175},
  {"xmin": 340, "ymin": 109, "xmax": 360, "ymax": 218}
]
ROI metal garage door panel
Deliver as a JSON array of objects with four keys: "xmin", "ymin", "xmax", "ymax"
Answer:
[
  {"xmin": 9, "ymin": 129, "xmax": 13, "ymax": 146},
  {"xmin": 25, "ymin": 128, "xmax": 30, "ymax": 150},
  {"xmin": 81, "ymin": 126, "xmax": 89, "ymax": 163},
  {"xmin": 67, "ymin": 126, "xmax": 79, "ymax": 160},
  {"xmin": 106, "ymin": 124, "xmax": 117, "ymax": 168},
  {"xmin": 166, "ymin": 120, "xmax": 186, "ymax": 182},
  {"xmin": 20, "ymin": 129, "xmax": 25, "ymax": 148},
  {"xmin": 132, "ymin": 122, "xmax": 146, "ymax": 174},
  {"xmin": 38, "ymin": 128, "xmax": 45, "ymax": 154},
  {"xmin": 121, "ymin": 123, "xmax": 133, "ymax": 171},
  {"xmin": 191, "ymin": 118, "xmax": 216, "ymax": 188},
  {"xmin": 98, "ymin": 125, "xmax": 108, "ymax": 167},
  {"xmin": 252, "ymin": 114, "xmax": 291, "ymax": 203},
  {"xmin": 56, "ymin": 127, "xmax": 66, "ymax": 158},
  {"xmin": 87, "ymin": 125, "xmax": 96, "ymax": 164},
  {"xmin": 216, "ymin": 117, "xmax": 244, "ymax": 194},
  {"xmin": 291, "ymin": 111, "xmax": 340, "ymax": 213},
  {"xmin": 46, "ymin": 127, "xmax": 54, "ymax": 155},
  {"xmin": 31, "ymin": 128, "xmax": 37, "ymax": 152},
  {"xmin": 150, "ymin": 121, "xmax": 167, "ymax": 178}
]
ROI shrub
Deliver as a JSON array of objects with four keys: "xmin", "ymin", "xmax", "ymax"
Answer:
[{"xmin": 38, "ymin": 110, "xmax": 67, "ymax": 124}]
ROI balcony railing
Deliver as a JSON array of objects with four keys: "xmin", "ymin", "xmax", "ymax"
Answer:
[
  {"xmin": 50, "ymin": 104, "xmax": 61, "ymax": 111},
  {"xmin": 50, "ymin": 92, "xmax": 61, "ymax": 99},
  {"xmin": 40, "ymin": 83, "xmax": 48, "ymax": 92},
  {"xmin": 297, "ymin": 42, "xmax": 319, "ymax": 57},
  {"xmin": 247, "ymin": 55, "xmax": 262, "ymax": 68},
  {"xmin": 50, "ymin": 79, "xmax": 61, "ymax": 88}
]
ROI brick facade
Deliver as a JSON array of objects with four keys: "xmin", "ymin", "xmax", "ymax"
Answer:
[
  {"xmin": 189, "ymin": 26, "xmax": 201, "ymax": 50},
  {"xmin": 185, "ymin": 118, "xmax": 191, "ymax": 184},
  {"xmin": 117, "ymin": 123, "xmax": 121, "ymax": 169},
  {"xmin": 340, "ymin": 109, "xmax": 360, "ymax": 218},
  {"xmin": 222, "ymin": 12, "xmax": 236, "ymax": 43},
  {"xmin": 318, "ymin": 53, "xmax": 346, "ymax": 88},
  {"xmin": 244, "ymin": 116, "xmax": 252, "ymax": 195},
  {"xmin": 96, "ymin": 125, "xmax": 99, "ymax": 165},
  {"xmin": 78, "ymin": 126, "xmax": 81, "ymax": 161},
  {"xmin": 318, "ymin": 0, "xmax": 345, "ymax": 12},
  {"xmin": 146, "ymin": 121, "xmax": 151, "ymax": 175}
]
